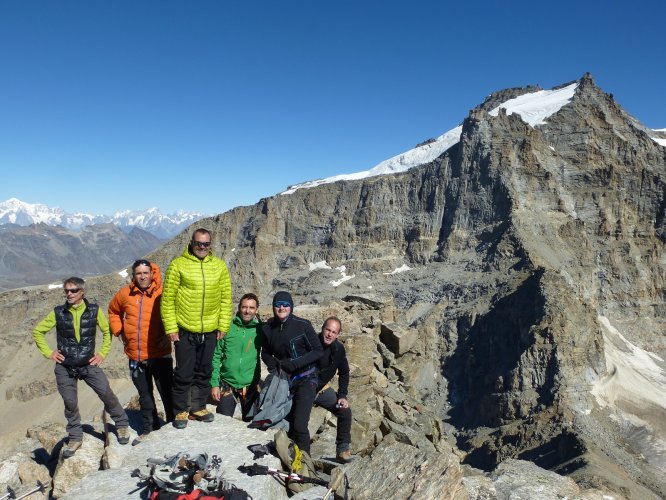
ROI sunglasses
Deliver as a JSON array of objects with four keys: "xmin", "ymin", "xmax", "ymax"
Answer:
[
  {"xmin": 192, "ymin": 241, "xmax": 211, "ymax": 248},
  {"xmin": 64, "ymin": 288, "xmax": 81, "ymax": 294},
  {"xmin": 274, "ymin": 301, "xmax": 291, "ymax": 308}
]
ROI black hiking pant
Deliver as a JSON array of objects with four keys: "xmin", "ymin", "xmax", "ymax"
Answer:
[
  {"xmin": 288, "ymin": 376, "xmax": 317, "ymax": 454},
  {"xmin": 131, "ymin": 356, "xmax": 175, "ymax": 433},
  {"xmin": 215, "ymin": 380, "xmax": 259, "ymax": 420},
  {"xmin": 172, "ymin": 330, "xmax": 217, "ymax": 414},
  {"xmin": 314, "ymin": 387, "xmax": 352, "ymax": 453}
]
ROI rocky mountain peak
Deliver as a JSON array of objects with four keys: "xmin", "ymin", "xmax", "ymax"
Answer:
[
  {"xmin": 1, "ymin": 74, "xmax": 664, "ymax": 498},
  {"xmin": 476, "ymin": 83, "xmax": 544, "ymax": 112}
]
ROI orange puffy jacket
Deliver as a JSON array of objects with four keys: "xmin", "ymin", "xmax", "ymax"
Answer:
[{"xmin": 108, "ymin": 262, "xmax": 171, "ymax": 362}]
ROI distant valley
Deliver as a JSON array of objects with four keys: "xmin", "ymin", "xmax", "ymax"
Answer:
[
  {"xmin": 0, "ymin": 223, "xmax": 163, "ymax": 291},
  {"xmin": 0, "ymin": 198, "xmax": 206, "ymax": 290}
]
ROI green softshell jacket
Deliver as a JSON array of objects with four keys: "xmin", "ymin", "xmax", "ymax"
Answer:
[
  {"xmin": 210, "ymin": 315, "xmax": 262, "ymax": 389},
  {"xmin": 161, "ymin": 247, "xmax": 233, "ymax": 335}
]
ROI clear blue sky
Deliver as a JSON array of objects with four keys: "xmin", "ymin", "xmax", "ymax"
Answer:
[{"xmin": 1, "ymin": 1, "xmax": 664, "ymax": 215}]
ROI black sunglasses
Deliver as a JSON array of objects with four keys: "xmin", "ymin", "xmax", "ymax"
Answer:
[
  {"xmin": 192, "ymin": 241, "xmax": 211, "ymax": 248},
  {"xmin": 64, "ymin": 288, "xmax": 81, "ymax": 294}
]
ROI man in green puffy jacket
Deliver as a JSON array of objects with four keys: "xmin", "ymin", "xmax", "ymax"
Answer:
[
  {"xmin": 162, "ymin": 228, "xmax": 233, "ymax": 429},
  {"xmin": 210, "ymin": 293, "xmax": 262, "ymax": 419}
]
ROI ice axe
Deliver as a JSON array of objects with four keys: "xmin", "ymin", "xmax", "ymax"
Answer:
[
  {"xmin": 238, "ymin": 463, "xmax": 328, "ymax": 486},
  {"xmin": 322, "ymin": 467, "xmax": 344, "ymax": 500},
  {"xmin": 0, "ymin": 485, "xmax": 16, "ymax": 500},
  {"xmin": 10, "ymin": 481, "xmax": 46, "ymax": 500}
]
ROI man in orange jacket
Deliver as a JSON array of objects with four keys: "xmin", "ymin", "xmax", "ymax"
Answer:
[{"xmin": 109, "ymin": 259, "xmax": 174, "ymax": 444}]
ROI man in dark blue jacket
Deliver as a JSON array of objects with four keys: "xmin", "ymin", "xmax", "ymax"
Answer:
[
  {"xmin": 261, "ymin": 291, "xmax": 322, "ymax": 453},
  {"xmin": 315, "ymin": 317, "xmax": 353, "ymax": 463}
]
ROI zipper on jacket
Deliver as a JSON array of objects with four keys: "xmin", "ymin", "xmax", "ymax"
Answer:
[
  {"xmin": 200, "ymin": 259, "xmax": 205, "ymax": 333},
  {"xmin": 137, "ymin": 293, "xmax": 143, "ymax": 362}
]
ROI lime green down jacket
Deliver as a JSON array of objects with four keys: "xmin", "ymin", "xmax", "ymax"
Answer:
[{"xmin": 161, "ymin": 247, "xmax": 233, "ymax": 335}]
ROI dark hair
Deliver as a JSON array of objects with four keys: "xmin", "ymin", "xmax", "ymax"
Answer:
[
  {"xmin": 322, "ymin": 316, "xmax": 342, "ymax": 333},
  {"xmin": 63, "ymin": 276, "xmax": 86, "ymax": 292},
  {"xmin": 239, "ymin": 293, "xmax": 259, "ymax": 309},
  {"xmin": 132, "ymin": 259, "xmax": 151, "ymax": 273},
  {"xmin": 191, "ymin": 228, "xmax": 212, "ymax": 241}
]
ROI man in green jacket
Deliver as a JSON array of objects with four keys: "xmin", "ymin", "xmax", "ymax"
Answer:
[
  {"xmin": 162, "ymin": 228, "xmax": 233, "ymax": 428},
  {"xmin": 210, "ymin": 293, "xmax": 262, "ymax": 419},
  {"xmin": 33, "ymin": 277, "xmax": 130, "ymax": 457}
]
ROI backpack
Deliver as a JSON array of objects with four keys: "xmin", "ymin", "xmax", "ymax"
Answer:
[
  {"xmin": 273, "ymin": 429, "xmax": 325, "ymax": 494},
  {"xmin": 132, "ymin": 452, "xmax": 251, "ymax": 499},
  {"xmin": 247, "ymin": 371, "xmax": 292, "ymax": 430}
]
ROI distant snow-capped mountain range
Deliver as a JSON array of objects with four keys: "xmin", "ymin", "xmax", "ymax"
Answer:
[{"xmin": 0, "ymin": 198, "xmax": 206, "ymax": 239}]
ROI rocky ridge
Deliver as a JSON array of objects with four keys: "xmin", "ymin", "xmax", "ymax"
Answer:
[{"xmin": 0, "ymin": 73, "xmax": 664, "ymax": 498}]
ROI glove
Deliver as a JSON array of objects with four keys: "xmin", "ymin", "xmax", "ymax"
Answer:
[
  {"xmin": 264, "ymin": 355, "xmax": 278, "ymax": 373},
  {"xmin": 280, "ymin": 360, "xmax": 296, "ymax": 373}
]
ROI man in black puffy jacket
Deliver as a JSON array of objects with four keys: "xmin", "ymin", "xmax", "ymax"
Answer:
[{"xmin": 261, "ymin": 291, "xmax": 322, "ymax": 453}]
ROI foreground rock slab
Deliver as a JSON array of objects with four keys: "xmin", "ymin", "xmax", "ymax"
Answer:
[{"xmin": 60, "ymin": 416, "xmax": 288, "ymax": 499}]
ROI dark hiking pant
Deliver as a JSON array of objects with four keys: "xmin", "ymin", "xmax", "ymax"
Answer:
[
  {"xmin": 55, "ymin": 363, "xmax": 129, "ymax": 441},
  {"xmin": 172, "ymin": 331, "xmax": 216, "ymax": 414},
  {"xmin": 130, "ymin": 357, "xmax": 175, "ymax": 434},
  {"xmin": 314, "ymin": 387, "xmax": 352, "ymax": 453},
  {"xmin": 288, "ymin": 376, "xmax": 317, "ymax": 454},
  {"xmin": 215, "ymin": 380, "xmax": 259, "ymax": 420}
]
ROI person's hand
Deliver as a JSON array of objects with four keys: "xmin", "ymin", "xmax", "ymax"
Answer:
[
  {"xmin": 264, "ymin": 355, "xmax": 278, "ymax": 373},
  {"xmin": 49, "ymin": 350, "xmax": 65, "ymax": 363},
  {"xmin": 336, "ymin": 397, "xmax": 349, "ymax": 409},
  {"xmin": 89, "ymin": 353, "xmax": 104, "ymax": 366},
  {"xmin": 169, "ymin": 332, "xmax": 180, "ymax": 343},
  {"xmin": 216, "ymin": 330, "xmax": 226, "ymax": 340},
  {"xmin": 280, "ymin": 360, "xmax": 296, "ymax": 373},
  {"xmin": 211, "ymin": 387, "xmax": 221, "ymax": 401}
]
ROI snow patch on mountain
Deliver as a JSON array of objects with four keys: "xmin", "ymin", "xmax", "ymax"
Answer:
[
  {"xmin": 0, "ymin": 198, "xmax": 205, "ymax": 239},
  {"xmin": 282, "ymin": 82, "xmax": 578, "ymax": 195}
]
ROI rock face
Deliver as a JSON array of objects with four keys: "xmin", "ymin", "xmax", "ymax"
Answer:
[{"xmin": 1, "ymin": 73, "xmax": 664, "ymax": 498}]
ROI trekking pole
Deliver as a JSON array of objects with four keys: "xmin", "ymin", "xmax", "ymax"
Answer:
[
  {"xmin": 13, "ymin": 481, "xmax": 46, "ymax": 500},
  {"xmin": 238, "ymin": 463, "xmax": 329, "ymax": 487}
]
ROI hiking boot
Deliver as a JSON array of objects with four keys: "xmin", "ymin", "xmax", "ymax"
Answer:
[
  {"xmin": 189, "ymin": 409, "xmax": 214, "ymax": 422},
  {"xmin": 336, "ymin": 449, "xmax": 353, "ymax": 464},
  {"xmin": 173, "ymin": 411, "xmax": 189, "ymax": 429},
  {"xmin": 117, "ymin": 426, "xmax": 130, "ymax": 445},
  {"xmin": 62, "ymin": 440, "xmax": 82, "ymax": 458},
  {"xmin": 132, "ymin": 433, "xmax": 150, "ymax": 446}
]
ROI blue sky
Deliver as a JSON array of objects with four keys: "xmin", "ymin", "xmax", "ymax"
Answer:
[{"xmin": 1, "ymin": 1, "xmax": 664, "ymax": 216}]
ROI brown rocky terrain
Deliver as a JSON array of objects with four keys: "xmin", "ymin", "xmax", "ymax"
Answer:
[{"xmin": 0, "ymin": 73, "xmax": 664, "ymax": 498}]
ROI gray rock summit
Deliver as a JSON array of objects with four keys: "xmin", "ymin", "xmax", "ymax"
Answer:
[{"xmin": 1, "ymin": 73, "xmax": 664, "ymax": 499}]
